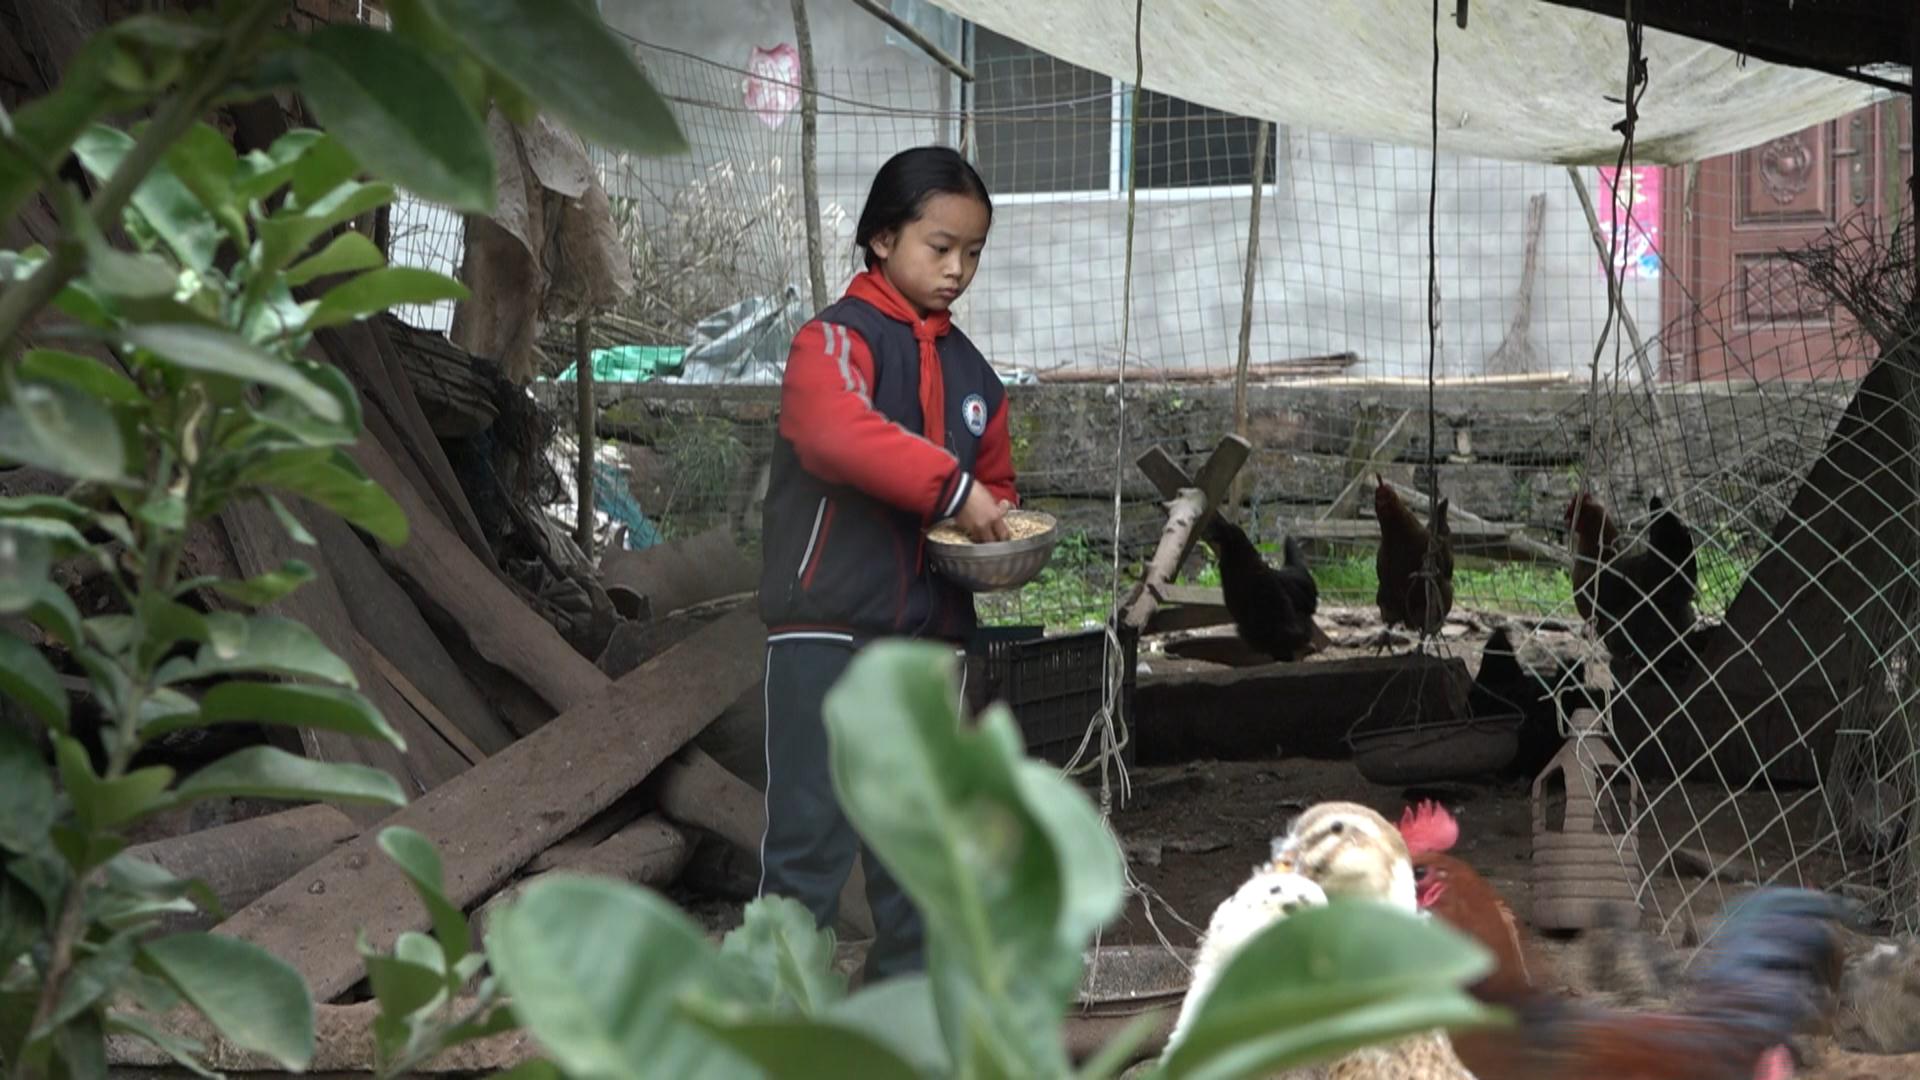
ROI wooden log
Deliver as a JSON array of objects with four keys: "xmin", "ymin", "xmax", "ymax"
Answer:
[
  {"xmin": 211, "ymin": 606, "xmax": 767, "ymax": 1003},
  {"xmin": 522, "ymin": 792, "xmax": 649, "ymax": 874},
  {"xmin": 653, "ymin": 747, "xmax": 876, "ymax": 940},
  {"xmin": 120, "ymin": 806, "xmax": 357, "ymax": 932},
  {"xmin": 1122, "ymin": 489, "xmax": 1207, "ymax": 631},
  {"xmin": 107, "ymin": 999, "xmax": 536, "ymax": 1073},
  {"xmin": 312, "ymin": 510, "xmax": 515, "ymax": 757},
  {"xmin": 601, "ymin": 527, "xmax": 760, "ymax": 621},
  {"xmin": 472, "ymin": 814, "xmax": 692, "ymax": 938},
  {"xmin": 1378, "ymin": 478, "xmax": 1571, "ymax": 568}
]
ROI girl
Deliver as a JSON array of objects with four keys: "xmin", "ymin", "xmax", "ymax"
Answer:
[{"xmin": 756, "ymin": 146, "xmax": 1018, "ymax": 982}]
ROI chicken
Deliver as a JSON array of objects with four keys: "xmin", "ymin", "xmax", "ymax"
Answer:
[
  {"xmin": 1266, "ymin": 802, "xmax": 1478, "ymax": 1080},
  {"xmin": 1566, "ymin": 490, "xmax": 1619, "ymax": 626},
  {"xmin": 1165, "ymin": 864, "xmax": 1328, "ymax": 1052},
  {"xmin": 1464, "ymin": 625, "xmax": 1578, "ymax": 779},
  {"xmin": 1566, "ymin": 492, "xmax": 1699, "ymax": 676},
  {"xmin": 1398, "ymin": 801, "xmax": 1538, "ymax": 1004},
  {"xmin": 1503, "ymin": 886, "xmax": 1847, "ymax": 1080},
  {"xmin": 1205, "ymin": 515, "xmax": 1320, "ymax": 662},
  {"xmin": 1399, "ymin": 799, "xmax": 1846, "ymax": 1080},
  {"xmin": 1374, "ymin": 477, "xmax": 1454, "ymax": 645}
]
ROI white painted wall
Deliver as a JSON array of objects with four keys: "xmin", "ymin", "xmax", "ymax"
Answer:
[{"xmin": 401, "ymin": 0, "xmax": 1662, "ymax": 381}]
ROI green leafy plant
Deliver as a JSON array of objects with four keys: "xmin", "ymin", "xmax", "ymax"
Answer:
[
  {"xmin": 0, "ymin": 1, "xmax": 685, "ymax": 1076},
  {"xmin": 449, "ymin": 644, "xmax": 1502, "ymax": 1079}
]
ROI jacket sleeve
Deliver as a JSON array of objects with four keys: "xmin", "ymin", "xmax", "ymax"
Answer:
[
  {"xmin": 778, "ymin": 320, "xmax": 972, "ymax": 521},
  {"xmin": 973, "ymin": 393, "xmax": 1019, "ymax": 508}
]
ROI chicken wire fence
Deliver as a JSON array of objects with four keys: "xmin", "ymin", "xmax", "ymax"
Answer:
[{"xmin": 376, "ymin": 31, "xmax": 1920, "ymax": 934}]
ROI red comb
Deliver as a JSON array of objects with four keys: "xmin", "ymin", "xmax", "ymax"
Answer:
[{"xmin": 1398, "ymin": 800, "xmax": 1459, "ymax": 856}]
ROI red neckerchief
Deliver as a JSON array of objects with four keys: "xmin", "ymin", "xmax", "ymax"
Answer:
[{"xmin": 846, "ymin": 268, "xmax": 951, "ymax": 450}]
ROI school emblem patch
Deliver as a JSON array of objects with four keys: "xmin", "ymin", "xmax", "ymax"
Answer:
[{"xmin": 962, "ymin": 393, "xmax": 988, "ymax": 437}]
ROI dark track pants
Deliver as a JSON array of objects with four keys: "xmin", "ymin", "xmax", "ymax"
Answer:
[{"xmin": 757, "ymin": 636, "xmax": 966, "ymax": 982}]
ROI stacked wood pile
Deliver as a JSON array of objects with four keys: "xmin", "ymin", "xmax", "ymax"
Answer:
[{"xmin": 3, "ymin": 6, "xmax": 831, "ymax": 1064}]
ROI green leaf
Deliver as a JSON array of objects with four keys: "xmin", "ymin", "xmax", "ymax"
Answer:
[
  {"xmin": 207, "ymin": 559, "xmax": 316, "ymax": 606},
  {"xmin": 19, "ymin": 349, "xmax": 144, "ymax": 405},
  {"xmin": 26, "ymin": 582, "xmax": 85, "ymax": 651},
  {"xmin": 166, "ymin": 682, "xmax": 402, "ymax": 749},
  {"xmin": 164, "ymin": 122, "xmax": 247, "ymax": 247},
  {"xmin": 124, "ymin": 324, "xmax": 345, "ymax": 424},
  {"xmin": 0, "ymin": 34, "xmax": 141, "ymax": 224},
  {"xmin": 248, "ymin": 361, "xmax": 361, "ymax": 446},
  {"xmin": 136, "ymin": 493, "xmax": 188, "ymax": 532},
  {"xmin": 292, "ymin": 26, "xmax": 496, "ymax": 213},
  {"xmin": 241, "ymin": 448, "xmax": 407, "ymax": 545},
  {"xmin": 0, "ymin": 527, "xmax": 54, "ymax": 613},
  {"xmin": 232, "ymin": 129, "xmax": 321, "ymax": 202},
  {"xmin": 255, "ymin": 180, "xmax": 393, "ymax": 274},
  {"xmin": 56, "ymin": 734, "xmax": 176, "ymax": 830},
  {"xmin": 103, "ymin": 1014, "xmax": 216, "ymax": 1080},
  {"xmin": 36, "ymin": 928, "xmax": 139, "ymax": 1037},
  {"xmin": 679, "ymin": 998, "xmax": 922, "ymax": 1080},
  {"xmin": 92, "ymin": 854, "xmax": 218, "ymax": 930},
  {"xmin": 140, "ymin": 933, "xmax": 315, "ymax": 1070},
  {"xmin": 487, "ymin": 875, "xmax": 748, "ymax": 1079},
  {"xmin": 50, "ymin": 822, "xmax": 129, "ymax": 873},
  {"xmin": 825, "ymin": 642, "xmax": 1127, "ymax": 1072},
  {"xmin": 169, "ymin": 745, "xmax": 405, "ymax": 807},
  {"xmin": 74, "ymin": 125, "xmax": 223, "ymax": 272},
  {"xmin": 303, "ymin": 268, "xmax": 469, "ymax": 332},
  {"xmin": 166, "ymin": 611, "xmax": 356, "ymax": 686},
  {"xmin": 52, "ymin": 1008, "xmax": 106, "ymax": 1080},
  {"xmin": 0, "ymin": 723, "xmax": 56, "ymax": 853},
  {"xmin": 365, "ymin": 954, "xmax": 445, "ymax": 1019},
  {"xmin": 1159, "ymin": 899, "xmax": 1506, "ymax": 1080},
  {"xmin": 264, "ymin": 493, "xmax": 317, "ymax": 545},
  {"xmin": 135, "ymin": 593, "xmax": 209, "ymax": 669},
  {"xmin": 290, "ymin": 135, "xmax": 364, "ymax": 208},
  {"xmin": 718, "ymin": 895, "xmax": 846, "ymax": 1015},
  {"xmin": 0, "ymin": 633, "xmax": 68, "ymax": 730},
  {"xmin": 432, "ymin": 0, "xmax": 687, "ymax": 156},
  {"xmin": 819, "ymin": 976, "xmax": 951, "ymax": 1077},
  {"xmin": 0, "ymin": 383, "xmax": 134, "ymax": 485},
  {"xmin": 284, "ymin": 231, "xmax": 384, "ymax": 288},
  {"xmin": 376, "ymin": 827, "xmax": 467, "ymax": 966}
]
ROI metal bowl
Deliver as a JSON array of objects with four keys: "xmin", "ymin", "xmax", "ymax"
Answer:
[{"xmin": 926, "ymin": 510, "xmax": 1060, "ymax": 592}]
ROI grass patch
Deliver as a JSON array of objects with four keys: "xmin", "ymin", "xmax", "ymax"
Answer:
[{"xmin": 974, "ymin": 529, "xmax": 1758, "ymax": 632}]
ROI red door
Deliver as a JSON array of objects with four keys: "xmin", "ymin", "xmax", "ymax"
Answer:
[{"xmin": 1661, "ymin": 99, "xmax": 1914, "ymax": 383}]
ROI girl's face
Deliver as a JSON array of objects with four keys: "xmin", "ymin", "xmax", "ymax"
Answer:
[{"xmin": 867, "ymin": 192, "xmax": 990, "ymax": 317}]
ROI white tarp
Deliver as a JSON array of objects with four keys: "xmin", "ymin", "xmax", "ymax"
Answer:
[{"xmin": 933, "ymin": 0, "xmax": 1892, "ymax": 164}]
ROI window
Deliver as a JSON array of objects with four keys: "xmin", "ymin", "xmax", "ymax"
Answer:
[{"xmin": 968, "ymin": 26, "xmax": 1277, "ymax": 197}]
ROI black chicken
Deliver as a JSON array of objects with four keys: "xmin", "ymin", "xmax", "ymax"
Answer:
[
  {"xmin": 1592, "ymin": 494, "xmax": 1699, "ymax": 677},
  {"xmin": 1204, "ymin": 515, "xmax": 1319, "ymax": 662}
]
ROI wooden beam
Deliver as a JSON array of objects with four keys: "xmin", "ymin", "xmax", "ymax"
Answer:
[
  {"xmin": 120, "ymin": 806, "xmax": 357, "ymax": 932},
  {"xmin": 211, "ymin": 607, "xmax": 768, "ymax": 1003},
  {"xmin": 1378, "ymin": 479, "xmax": 1572, "ymax": 568},
  {"xmin": 845, "ymin": 0, "xmax": 974, "ymax": 81},
  {"xmin": 1134, "ymin": 445, "xmax": 1191, "ymax": 501},
  {"xmin": 365, "ymin": 642, "xmax": 487, "ymax": 767},
  {"xmin": 1122, "ymin": 489, "xmax": 1207, "ymax": 630}
]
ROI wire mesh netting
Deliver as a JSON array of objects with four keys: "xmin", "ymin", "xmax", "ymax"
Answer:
[{"xmin": 376, "ymin": 26, "xmax": 1919, "ymax": 936}]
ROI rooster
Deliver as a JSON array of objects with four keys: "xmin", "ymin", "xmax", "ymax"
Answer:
[
  {"xmin": 1375, "ymin": 476, "xmax": 1454, "ymax": 648},
  {"xmin": 1566, "ymin": 492, "xmax": 1699, "ymax": 676},
  {"xmin": 1204, "ymin": 515, "xmax": 1321, "ymax": 662},
  {"xmin": 1399, "ymin": 801, "xmax": 1846, "ymax": 1080}
]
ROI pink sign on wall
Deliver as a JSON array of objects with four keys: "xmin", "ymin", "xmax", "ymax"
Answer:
[
  {"xmin": 1595, "ymin": 165, "xmax": 1662, "ymax": 280},
  {"xmin": 744, "ymin": 44, "xmax": 801, "ymax": 130}
]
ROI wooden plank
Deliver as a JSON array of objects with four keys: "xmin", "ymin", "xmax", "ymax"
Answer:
[
  {"xmin": 212, "ymin": 606, "xmax": 768, "ymax": 1003},
  {"xmin": 365, "ymin": 642, "xmax": 487, "ymax": 767},
  {"xmin": 1144, "ymin": 604, "xmax": 1236, "ymax": 634},
  {"xmin": 344, "ymin": 435, "xmax": 606, "ymax": 714},
  {"xmin": 1156, "ymin": 584, "xmax": 1225, "ymax": 607},
  {"xmin": 1319, "ymin": 408, "xmax": 1413, "ymax": 523},
  {"xmin": 218, "ymin": 499, "xmax": 462, "ymax": 814},
  {"xmin": 1134, "ymin": 446, "xmax": 1192, "ymax": 501},
  {"xmin": 313, "ymin": 510, "xmax": 515, "ymax": 756},
  {"xmin": 474, "ymin": 815, "xmax": 692, "ymax": 938},
  {"xmin": 1289, "ymin": 519, "xmax": 1526, "ymax": 543},
  {"xmin": 1122, "ymin": 489, "xmax": 1207, "ymax": 631}
]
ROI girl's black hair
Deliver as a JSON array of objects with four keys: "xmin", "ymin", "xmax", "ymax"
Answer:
[{"xmin": 854, "ymin": 146, "xmax": 993, "ymax": 269}]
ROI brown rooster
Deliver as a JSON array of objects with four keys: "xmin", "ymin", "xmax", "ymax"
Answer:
[
  {"xmin": 1375, "ymin": 476, "xmax": 1454, "ymax": 645},
  {"xmin": 1399, "ymin": 801, "xmax": 1846, "ymax": 1080},
  {"xmin": 1566, "ymin": 490, "xmax": 1619, "ymax": 625}
]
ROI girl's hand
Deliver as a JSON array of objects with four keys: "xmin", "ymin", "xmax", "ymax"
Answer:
[{"xmin": 956, "ymin": 483, "xmax": 1011, "ymax": 542}]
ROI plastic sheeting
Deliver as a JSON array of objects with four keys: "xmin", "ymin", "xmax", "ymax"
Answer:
[{"xmin": 930, "ymin": 0, "xmax": 1891, "ymax": 164}]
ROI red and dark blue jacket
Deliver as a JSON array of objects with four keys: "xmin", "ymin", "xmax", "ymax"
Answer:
[{"xmin": 759, "ymin": 269, "xmax": 1019, "ymax": 644}]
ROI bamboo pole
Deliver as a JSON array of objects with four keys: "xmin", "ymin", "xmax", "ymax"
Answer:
[
  {"xmin": 574, "ymin": 318, "xmax": 595, "ymax": 557},
  {"xmin": 846, "ymin": 0, "xmax": 974, "ymax": 82},
  {"xmin": 1229, "ymin": 121, "xmax": 1273, "ymax": 510},
  {"xmin": 791, "ymin": 0, "xmax": 828, "ymax": 313}
]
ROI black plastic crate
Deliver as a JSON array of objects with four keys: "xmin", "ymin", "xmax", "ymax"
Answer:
[{"xmin": 965, "ymin": 626, "xmax": 1138, "ymax": 769}]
